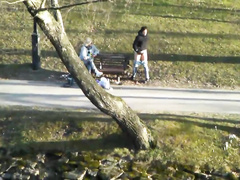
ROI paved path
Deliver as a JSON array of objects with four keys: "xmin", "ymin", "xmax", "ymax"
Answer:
[{"xmin": 0, "ymin": 79, "xmax": 240, "ymax": 114}]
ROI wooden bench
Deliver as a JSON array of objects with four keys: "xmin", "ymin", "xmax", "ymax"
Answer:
[{"xmin": 94, "ymin": 53, "xmax": 130, "ymax": 82}]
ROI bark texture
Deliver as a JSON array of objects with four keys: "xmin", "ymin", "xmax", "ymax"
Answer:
[{"xmin": 23, "ymin": 0, "xmax": 155, "ymax": 150}]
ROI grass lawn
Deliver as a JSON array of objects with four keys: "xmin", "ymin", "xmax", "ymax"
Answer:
[
  {"xmin": 0, "ymin": 1, "xmax": 239, "ymax": 178},
  {"xmin": 0, "ymin": 0, "xmax": 240, "ymax": 89},
  {"xmin": 0, "ymin": 106, "xmax": 239, "ymax": 178}
]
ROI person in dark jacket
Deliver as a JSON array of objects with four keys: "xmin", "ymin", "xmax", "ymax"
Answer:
[{"xmin": 132, "ymin": 26, "xmax": 150, "ymax": 82}]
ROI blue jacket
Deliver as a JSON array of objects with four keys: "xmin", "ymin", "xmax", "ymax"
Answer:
[{"xmin": 79, "ymin": 44, "xmax": 99, "ymax": 61}]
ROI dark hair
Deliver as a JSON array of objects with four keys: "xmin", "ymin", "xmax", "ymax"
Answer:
[{"xmin": 140, "ymin": 26, "xmax": 147, "ymax": 32}]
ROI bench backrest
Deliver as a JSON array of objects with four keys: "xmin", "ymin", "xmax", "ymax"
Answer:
[{"xmin": 95, "ymin": 53, "xmax": 129, "ymax": 74}]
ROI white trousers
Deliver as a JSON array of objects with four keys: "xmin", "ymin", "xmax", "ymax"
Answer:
[{"xmin": 132, "ymin": 50, "xmax": 149, "ymax": 80}]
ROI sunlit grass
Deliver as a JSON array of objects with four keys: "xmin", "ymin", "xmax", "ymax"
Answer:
[
  {"xmin": 0, "ymin": 106, "xmax": 239, "ymax": 173},
  {"xmin": 1, "ymin": 1, "xmax": 240, "ymax": 88}
]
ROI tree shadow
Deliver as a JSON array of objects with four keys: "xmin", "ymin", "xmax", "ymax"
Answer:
[
  {"xmin": 25, "ymin": 134, "xmax": 130, "ymax": 152},
  {"xmin": 0, "ymin": 63, "xmax": 65, "ymax": 81},
  {"xmin": 148, "ymin": 53, "xmax": 240, "ymax": 64},
  {"xmin": 122, "ymin": 52, "xmax": 240, "ymax": 64},
  {"xmin": 139, "ymin": 113, "xmax": 240, "ymax": 135},
  {"xmin": 1, "ymin": 47, "xmax": 240, "ymax": 64},
  {"xmin": 65, "ymin": 28, "xmax": 240, "ymax": 41},
  {"xmin": 135, "ymin": 12, "xmax": 239, "ymax": 24},
  {"xmin": 0, "ymin": 107, "xmax": 134, "ymax": 152},
  {"xmin": 153, "ymin": 2, "xmax": 240, "ymax": 13},
  {"xmin": 0, "ymin": 107, "xmax": 112, "ymax": 125},
  {"xmin": 0, "ymin": 49, "xmax": 58, "ymax": 58},
  {"xmin": 0, "ymin": 106, "xmax": 239, "ymax": 153},
  {"xmin": 126, "ymin": 2, "xmax": 240, "ymax": 24}
]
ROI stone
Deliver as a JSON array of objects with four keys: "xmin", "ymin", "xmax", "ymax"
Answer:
[{"xmin": 63, "ymin": 170, "xmax": 87, "ymax": 180}]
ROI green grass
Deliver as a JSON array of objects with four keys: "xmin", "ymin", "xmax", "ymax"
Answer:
[
  {"xmin": 0, "ymin": 0, "xmax": 240, "ymax": 88},
  {"xmin": 1, "ymin": 1, "xmax": 239, "ymax": 177},
  {"xmin": 0, "ymin": 106, "xmax": 239, "ymax": 176},
  {"xmin": 141, "ymin": 113, "xmax": 240, "ymax": 170}
]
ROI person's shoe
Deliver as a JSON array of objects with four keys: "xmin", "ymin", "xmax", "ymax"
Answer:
[
  {"xmin": 63, "ymin": 83, "xmax": 72, "ymax": 87},
  {"xmin": 96, "ymin": 71, "xmax": 103, "ymax": 77},
  {"xmin": 144, "ymin": 78, "xmax": 150, "ymax": 84},
  {"xmin": 130, "ymin": 75, "xmax": 136, "ymax": 81}
]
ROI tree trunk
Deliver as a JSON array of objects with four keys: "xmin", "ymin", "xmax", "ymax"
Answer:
[{"xmin": 23, "ymin": 0, "xmax": 155, "ymax": 150}]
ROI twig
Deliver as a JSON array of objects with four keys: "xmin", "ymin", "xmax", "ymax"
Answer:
[
  {"xmin": 38, "ymin": 0, "xmax": 109, "ymax": 12},
  {"xmin": 1, "ymin": 0, "xmax": 25, "ymax": 4},
  {"xmin": 1, "ymin": 0, "xmax": 109, "ymax": 11},
  {"xmin": 40, "ymin": 0, "xmax": 46, "ymax": 8}
]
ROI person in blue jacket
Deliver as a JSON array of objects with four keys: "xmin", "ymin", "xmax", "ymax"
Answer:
[
  {"xmin": 79, "ymin": 37, "xmax": 103, "ymax": 77},
  {"xmin": 132, "ymin": 26, "xmax": 150, "ymax": 82},
  {"xmin": 63, "ymin": 37, "xmax": 103, "ymax": 87}
]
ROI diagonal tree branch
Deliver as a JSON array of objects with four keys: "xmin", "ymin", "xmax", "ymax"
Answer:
[
  {"xmin": 38, "ymin": 0, "xmax": 109, "ymax": 12},
  {"xmin": 23, "ymin": 0, "xmax": 155, "ymax": 150},
  {"xmin": 1, "ymin": 0, "xmax": 25, "ymax": 4},
  {"xmin": 51, "ymin": 0, "xmax": 64, "ymax": 32},
  {"xmin": 40, "ymin": 0, "xmax": 46, "ymax": 8},
  {"xmin": 1, "ymin": 0, "xmax": 109, "ymax": 8}
]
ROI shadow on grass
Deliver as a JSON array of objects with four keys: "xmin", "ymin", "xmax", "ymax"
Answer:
[
  {"xmin": 0, "ymin": 49, "xmax": 58, "ymax": 58},
  {"xmin": 2, "ymin": 37, "xmax": 240, "ymax": 64},
  {"xmin": 152, "ymin": 2, "xmax": 240, "ymax": 13},
  {"xmin": 140, "ymin": 113, "xmax": 240, "ymax": 135},
  {"xmin": 122, "ymin": 1, "xmax": 240, "ymax": 24},
  {"xmin": 0, "ymin": 108, "xmax": 112, "ymax": 127},
  {"xmin": 103, "ymin": 52, "xmax": 240, "ymax": 64},
  {"xmin": 148, "ymin": 53, "xmax": 240, "ymax": 64},
  {"xmin": 2, "ymin": 49, "xmax": 240, "ymax": 64},
  {"xmin": 0, "ymin": 107, "xmax": 133, "ymax": 152},
  {"xmin": 26, "ymin": 134, "xmax": 129, "ymax": 152},
  {"xmin": 134, "ymin": 12, "xmax": 240, "ymax": 24},
  {"xmin": 0, "ymin": 105, "xmax": 239, "ymax": 152},
  {"xmin": 0, "ymin": 63, "xmax": 65, "ymax": 81}
]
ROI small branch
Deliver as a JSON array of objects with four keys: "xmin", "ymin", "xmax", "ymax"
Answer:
[
  {"xmin": 38, "ymin": 0, "xmax": 109, "ymax": 12},
  {"xmin": 40, "ymin": 0, "xmax": 47, "ymax": 8},
  {"xmin": 51, "ymin": 0, "xmax": 65, "ymax": 32},
  {"xmin": 1, "ymin": 0, "xmax": 25, "ymax": 4}
]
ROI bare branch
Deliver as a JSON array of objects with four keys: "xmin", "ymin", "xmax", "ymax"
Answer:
[
  {"xmin": 38, "ymin": 0, "xmax": 109, "ymax": 12},
  {"xmin": 1, "ymin": 0, "xmax": 25, "ymax": 4},
  {"xmin": 40, "ymin": 0, "xmax": 47, "ymax": 8},
  {"xmin": 51, "ymin": 0, "xmax": 65, "ymax": 32}
]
